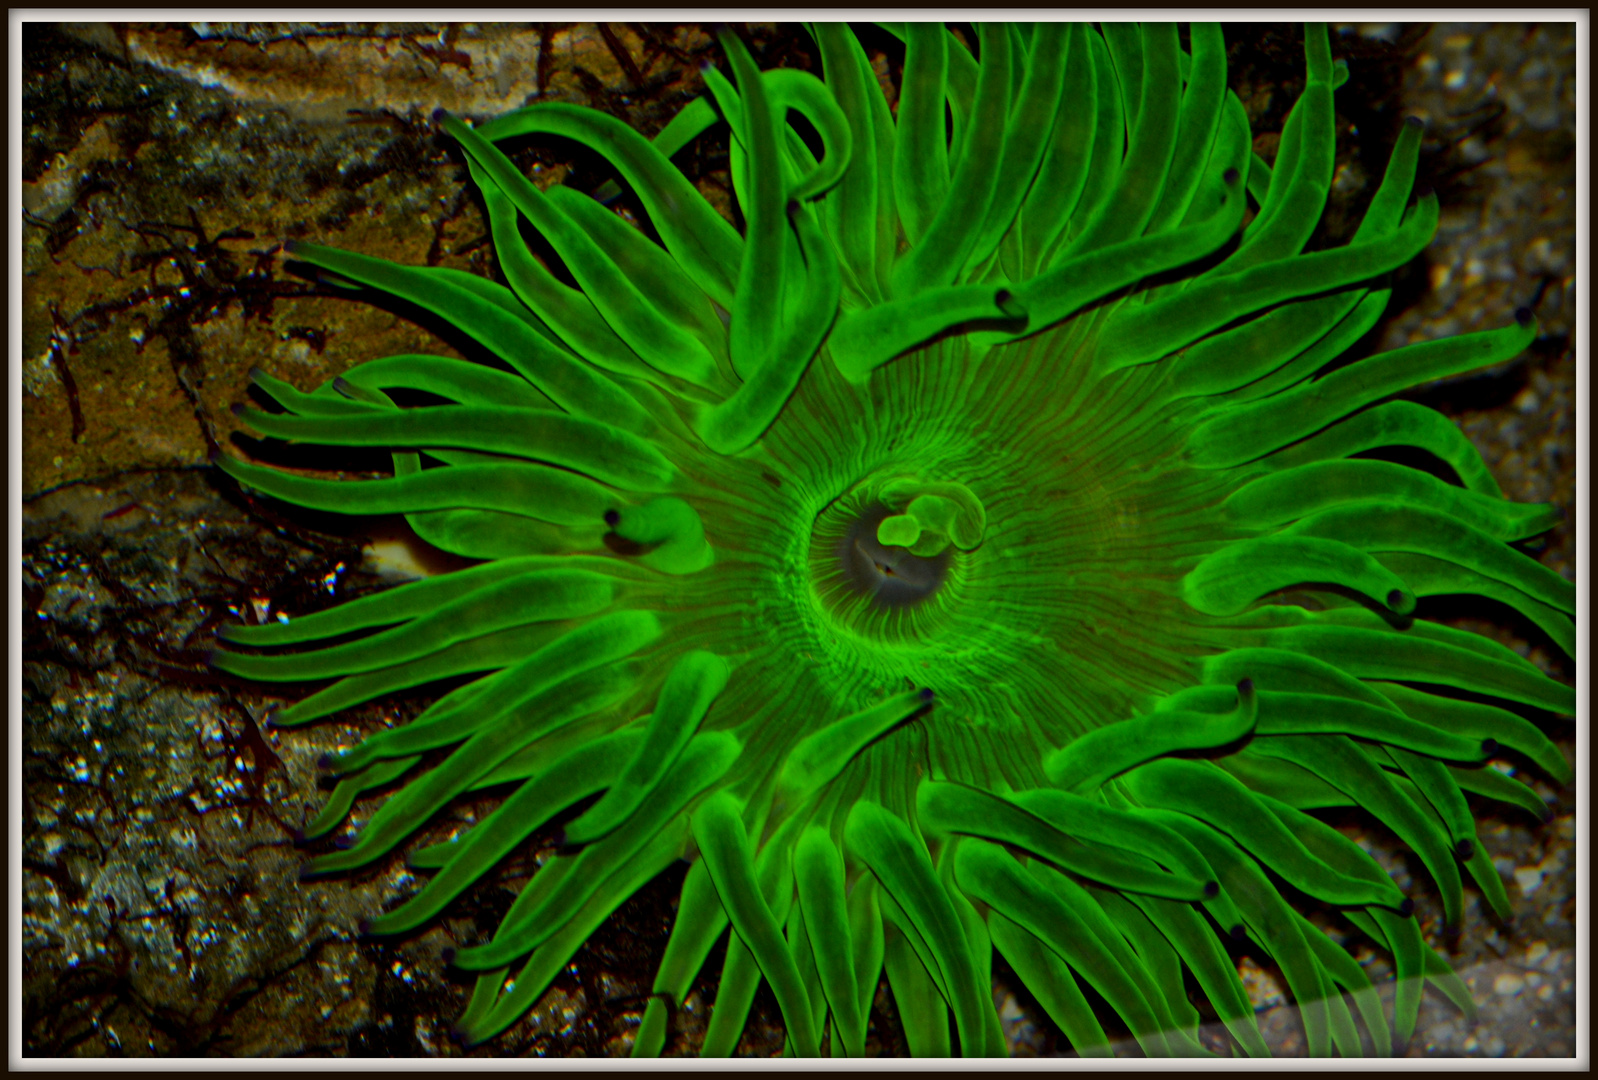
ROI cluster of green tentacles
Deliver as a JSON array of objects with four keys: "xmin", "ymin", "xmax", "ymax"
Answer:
[{"xmin": 214, "ymin": 23, "xmax": 1574, "ymax": 1057}]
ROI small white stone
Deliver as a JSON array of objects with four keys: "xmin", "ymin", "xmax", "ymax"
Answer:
[{"xmin": 1494, "ymin": 972, "xmax": 1526, "ymax": 997}]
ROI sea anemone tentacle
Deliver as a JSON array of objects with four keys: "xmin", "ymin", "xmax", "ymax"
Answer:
[{"xmin": 365, "ymin": 726, "xmax": 648, "ymax": 934}]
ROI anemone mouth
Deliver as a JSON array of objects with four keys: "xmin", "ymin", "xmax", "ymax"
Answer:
[
  {"xmin": 839, "ymin": 501, "xmax": 952, "ymax": 608},
  {"xmin": 806, "ymin": 467, "xmax": 988, "ymax": 645}
]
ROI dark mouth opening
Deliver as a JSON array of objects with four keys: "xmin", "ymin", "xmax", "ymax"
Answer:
[{"xmin": 838, "ymin": 502, "xmax": 951, "ymax": 608}]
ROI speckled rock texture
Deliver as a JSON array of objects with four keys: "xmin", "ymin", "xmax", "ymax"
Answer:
[{"xmin": 20, "ymin": 21, "xmax": 1577, "ymax": 1059}]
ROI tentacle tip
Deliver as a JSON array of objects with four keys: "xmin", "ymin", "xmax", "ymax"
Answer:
[
  {"xmin": 1398, "ymin": 897, "xmax": 1416, "ymax": 918},
  {"xmin": 207, "ymin": 448, "xmax": 224, "ymax": 466},
  {"xmin": 1236, "ymin": 677, "xmax": 1255, "ymax": 697},
  {"xmin": 918, "ymin": 687, "xmax": 935, "ymax": 703},
  {"xmin": 786, "ymin": 198, "xmax": 801, "ymax": 217},
  {"xmin": 430, "ymin": 106, "xmax": 449, "ymax": 126},
  {"xmin": 604, "ymin": 509, "xmax": 622, "ymax": 527},
  {"xmin": 1481, "ymin": 737, "xmax": 1500, "ymax": 757},
  {"xmin": 1385, "ymin": 588, "xmax": 1413, "ymax": 613},
  {"xmin": 994, "ymin": 288, "xmax": 1027, "ymax": 320},
  {"xmin": 1222, "ymin": 166, "xmax": 1240, "ymax": 186},
  {"xmin": 440, "ymin": 946, "xmax": 457, "ymax": 965},
  {"xmin": 298, "ymin": 861, "xmax": 321, "ymax": 882},
  {"xmin": 248, "ymin": 365, "xmax": 267, "ymax": 382},
  {"xmin": 1228, "ymin": 923, "xmax": 1247, "ymax": 943},
  {"xmin": 332, "ymin": 833, "xmax": 357, "ymax": 851},
  {"xmin": 1454, "ymin": 838, "xmax": 1476, "ymax": 862},
  {"xmin": 316, "ymin": 752, "xmax": 336, "ymax": 772},
  {"xmin": 282, "ymin": 239, "xmax": 304, "ymax": 256},
  {"xmin": 289, "ymin": 826, "xmax": 305, "ymax": 845},
  {"xmin": 356, "ymin": 917, "xmax": 374, "ymax": 938},
  {"xmin": 551, "ymin": 827, "xmax": 569, "ymax": 848},
  {"xmin": 1416, "ymin": 184, "xmax": 1435, "ymax": 201},
  {"xmin": 1203, "ymin": 880, "xmax": 1220, "ymax": 899},
  {"xmin": 1515, "ymin": 306, "xmax": 1535, "ymax": 327},
  {"xmin": 1540, "ymin": 804, "xmax": 1556, "ymax": 824},
  {"xmin": 331, "ymin": 376, "xmax": 357, "ymax": 399},
  {"xmin": 1404, "ymin": 115, "xmax": 1425, "ymax": 130}
]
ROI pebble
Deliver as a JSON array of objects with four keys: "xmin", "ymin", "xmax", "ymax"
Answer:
[{"xmin": 1494, "ymin": 973, "xmax": 1526, "ymax": 997}]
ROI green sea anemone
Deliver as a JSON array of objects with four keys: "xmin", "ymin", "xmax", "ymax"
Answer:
[{"xmin": 213, "ymin": 22, "xmax": 1574, "ymax": 1057}]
